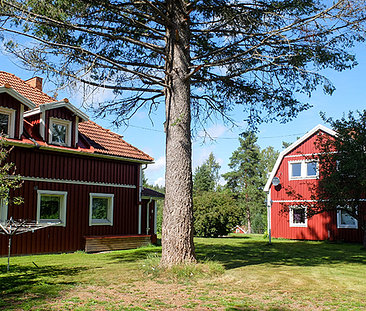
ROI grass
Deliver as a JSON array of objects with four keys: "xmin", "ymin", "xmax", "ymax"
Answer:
[{"xmin": 1, "ymin": 235, "xmax": 366, "ymax": 310}]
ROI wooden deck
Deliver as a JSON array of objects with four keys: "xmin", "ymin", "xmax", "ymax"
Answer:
[{"xmin": 84, "ymin": 235, "xmax": 151, "ymax": 253}]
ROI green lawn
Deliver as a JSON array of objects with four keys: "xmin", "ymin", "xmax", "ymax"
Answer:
[{"xmin": 1, "ymin": 235, "xmax": 366, "ymax": 310}]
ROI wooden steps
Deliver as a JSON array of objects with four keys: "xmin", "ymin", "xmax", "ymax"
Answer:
[{"xmin": 84, "ymin": 235, "xmax": 151, "ymax": 253}]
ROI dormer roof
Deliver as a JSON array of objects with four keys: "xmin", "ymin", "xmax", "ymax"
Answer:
[
  {"xmin": 264, "ymin": 124, "xmax": 336, "ymax": 192},
  {"xmin": 24, "ymin": 99, "xmax": 89, "ymax": 122}
]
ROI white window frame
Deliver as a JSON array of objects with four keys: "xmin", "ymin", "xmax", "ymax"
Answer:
[
  {"xmin": 289, "ymin": 206, "xmax": 308, "ymax": 227},
  {"xmin": 0, "ymin": 198, "xmax": 8, "ymax": 223},
  {"xmin": 337, "ymin": 208, "xmax": 358, "ymax": 229},
  {"xmin": 89, "ymin": 193, "xmax": 114, "ymax": 226},
  {"xmin": 37, "ymin": 190, "xmax": 67, "ymax": 226},
  {"xmin": 289, "ymin": 160, "xmax": 318, "ymax": 180},
  {"xmin": 49, "ymin": 117, "xmax": 72, "ymax": 146},
  {"xmin": 0, "ymin": 107, "xmax": 16, "ymax": 138}
]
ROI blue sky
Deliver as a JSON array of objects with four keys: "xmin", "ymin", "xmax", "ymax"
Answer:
[{"xmin": 1, "ymin": 43, "xmax": 366, "ymax": 186}]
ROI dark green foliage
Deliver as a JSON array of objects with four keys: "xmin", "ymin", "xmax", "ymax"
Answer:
[
  {"xmin": 193, "ymin": 190, "xmax": 242, "ymax": 237},
  {"xmin": 1, "ymin": 0, "xmax": 365, "ymax": 128},
  {"xmin": 223, "ymin": 133, "xmax": 279, "ymax": 234},
  {"xmin": 193, "ymin": 152, "xmax": 220, "ymax": 194},
  {"xmin": 91, "ymin": 197, "xmax": 108, "ymax": 219},
  {"xmin": 312, "ymin": 111, "xmax": 366, "ymax": 246}
]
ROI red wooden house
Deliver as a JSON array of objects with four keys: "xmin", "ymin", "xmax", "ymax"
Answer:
[
  {"xmin": 264, "ymin": 124, "xmax": 363, "ymax": 242},
  {"xmin": 0, "ymin": 71, "xmax": 163, "ymax": 255}
]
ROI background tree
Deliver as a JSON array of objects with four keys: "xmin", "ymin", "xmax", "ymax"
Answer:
[
  {"xmin": 193, "ymin": 152, "xmax": 220, "ymax": 194},
  {"xmin": 311, "ymin": 111, "xmax": 366, "ymax": 248},
  {"xmin": 260, "ymin": 146, "xmax": 280, "ymax": 178},
  {"xmin": 193, "ymin": 190, "xmax": 241, "ymax": 238},
  {"xmin": 223, "ymin": 132, "xmax": 265, "ymax": 233},
  {"xmin": 1, "ymin": 0, "xmax": 366, "ymax": 265}
]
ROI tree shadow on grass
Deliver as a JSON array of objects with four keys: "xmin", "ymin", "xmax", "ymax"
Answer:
[
  {"xmin": 0, "ymin": 265, "xmax": 88, "ymax": 310},
  {"xmin": 195, "ymin": 238, "xmax": 366, "ymax": 270},
  {"xmin": 107, "ymin": 247, "xmax": 162, "ymax": 263}
]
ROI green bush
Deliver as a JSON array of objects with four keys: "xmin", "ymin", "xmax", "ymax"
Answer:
[{"xmin": 193, "ymin": 191, "xmax": 242, "ymax": 237}]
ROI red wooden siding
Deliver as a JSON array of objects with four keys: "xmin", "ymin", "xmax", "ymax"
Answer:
[
  {"xmin": 1, "ymin": 181, "xmax": 139, "ymax": 255},
  {"xmin": 269, "ymin": 130, "xmax": 364, "ymax": 242},
  {"xmin": 9, "ymin": 147, "xmax": 138, "ymax": 186},
  {"xmin": 0, "ymin": 93, "xmax": 23, "ymax": 138},
  {"xmin": 0, "ymin": 147, "xmax": 142, "ymax": 256}
]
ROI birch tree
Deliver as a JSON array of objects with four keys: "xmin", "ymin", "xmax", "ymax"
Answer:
[{"xmin": 1, "ymin": 0, "xmax": 366, "ymax": 266}]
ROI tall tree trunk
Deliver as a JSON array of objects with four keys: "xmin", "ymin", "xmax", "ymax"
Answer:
[
  {"xmin": 246, "ymin": 206, "xmax": 252, "ymax": 234},
  {"xmin": 161, "ymin": 0, "xmax": 196, "ymax": 267}
]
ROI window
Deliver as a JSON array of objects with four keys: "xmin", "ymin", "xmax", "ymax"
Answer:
[
  {"xmin": 289, "ymin": 206, "xmax": 307, "ymax": 227},
  {"xmin": 337, "ymin": 209, "xmax": 358, "ymax": 229},
  {"xmin": 0, "ymin": 198, "xmax": 8, "ymax": 223},
  {"xmin": 89, "ymin": 193, "xmax": 114, "ymax": 226},
  {"xmin": 289, "ymin": 160, "xmax": 318, "ymax": 180},
  {"xmin": 0, "ymin": 107, "xmax": 15, "ymax": 138},
  {"xmin": 291, "ymin": 162, "xmax": 301, "ymax": 177},
  {"xmin": 49, "ymin": 118, "xmax": 72, "ymax": 146},
  {"xmin": 37, "ymin": 190, "xmax": 67, "ymax": 226},
  {"xmin": 307, "ymin": 162, "xmax": 317, "ymax": 177}
]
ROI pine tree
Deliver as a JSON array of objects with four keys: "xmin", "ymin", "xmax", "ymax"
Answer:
[
  {"xmin": 223, "ymin": 132, "xmax": 265, "ymax": 233},
  {"xmin": 1, "ymin": 0, "xmax": 366, "ymax": 265}
]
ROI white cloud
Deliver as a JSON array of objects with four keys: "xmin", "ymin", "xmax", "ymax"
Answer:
[
  {"xmin": 154, "ymin": 177, "xmax": 165, "ymax": 187},
  {"xmin": 146, "ymin": 156, "xmax": 165, "ymax": 172}
]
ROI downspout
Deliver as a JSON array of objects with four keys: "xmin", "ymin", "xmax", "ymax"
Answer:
[{"xmin": 266, "ymin": 189, "xmax": 272, "ymax": 244}]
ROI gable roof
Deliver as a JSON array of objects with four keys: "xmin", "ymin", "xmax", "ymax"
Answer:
[
  {"xmin": 0, "ymin": 71, "xmax": 154, "ymax": 163},
  {"xmin": 78, "ymin": 120, "xmax": 153, "ymax": 161},
  {"xmin": 264, "ymin": 124, "xmax": 336, "ymax": 192},
  {"xmin": 0, "ymin": 71, "xmax": 55, "ymax": 106},
  {"xmin": 24, "ymin": 99, "xmax": 89, "ymax": 122}
]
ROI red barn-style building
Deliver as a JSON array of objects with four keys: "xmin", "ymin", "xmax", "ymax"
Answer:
[
  {"xmin": 264, "ymin": 124, "xmax": 364, "ymax": 242},
  {"xmin": 0, "ymin": 71, "xmax": 163, "ymax": 256}
]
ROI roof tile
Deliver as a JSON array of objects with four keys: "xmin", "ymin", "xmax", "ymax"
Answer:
[{"xmin": 0, "ymin": 71, "xmax": 153, "ymax": 162}]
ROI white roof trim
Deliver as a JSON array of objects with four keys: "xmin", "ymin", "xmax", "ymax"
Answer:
[
  {"xmin": 24, "ymin": 100, "xmax": 88, "ymax": 121},
  {"xmin": 264, "ymin": 124, "xmax": 336, "ymax": 192},
  {"xmin": 0, "ymin": 86, "xmax": 37, "ymax": 109}
]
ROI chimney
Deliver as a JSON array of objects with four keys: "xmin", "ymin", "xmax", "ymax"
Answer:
[{"xmin": 25, "ymin": 77, "xmax": 43, "ymax": 91}]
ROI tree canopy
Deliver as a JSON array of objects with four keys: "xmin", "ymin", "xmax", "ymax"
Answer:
[
  {"xmin": 193, "ymin": 152, "xmax": 220, "ymax": 194},
  {"xmin": 1, "ymin": 0, "xmax": 366, "ymax": 265},
  {"xmin": 312, "ymin": 111, "xmax": 366, "ymax": 247}
]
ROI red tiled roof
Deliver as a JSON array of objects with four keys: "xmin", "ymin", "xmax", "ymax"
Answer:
[
  {"xmin": 0, "ymin": 71, "xmax": 55, "ymax": 106},
  {"xmin": 0, "ymin": 71, "xmax": 154, "ymax": 162},
  {"xmin": 79, "ymin": 120, "xmax": 153, "ymax": 162}
]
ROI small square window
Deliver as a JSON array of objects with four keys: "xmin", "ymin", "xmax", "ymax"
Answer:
[
  {"xmin": 89, "ymin": 193, "xmax": 114, "ymax": 226},
  {"xmin": 52, "ymin": 123, "xmax": 67, "ymax": 144},
  {"xmin": 37, "ymin": 190, "xmax": 67, "ymax": 226},
  {"xmin": 291, "ymin": 163, "xmax": 301, "ymax": 177},
  {"xmin": 307, "ymin": 162, "xmax": 317, "ymax": 176},
  {"xmin": 337, "ymin": 209, "xmax": 358, "ymax": 229},
  {"xmin": 0, "ymin": 107, "xmax": 15, "ymax": 138},
  {"xmin": 0, "ymin": 114, "xmax": 9, "ymax": 135},
  {"xmin": 49, "ymin": 118, "xmax": 72, "ymax": 146},
  {"xmin": 290, "ymin": 206, "xmax": 307, "ymax": 227}
]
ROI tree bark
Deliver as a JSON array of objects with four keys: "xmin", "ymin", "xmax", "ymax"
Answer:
[{"xmin": 161, "ymin": 0, "xmax": 196, "ymax": 267}]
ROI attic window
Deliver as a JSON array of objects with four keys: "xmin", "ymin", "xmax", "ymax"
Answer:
[
  {"xmin": 49, "ymin": 118, "xmax": 72, "ymax": 146},
  {"xmin": 0, "ymin": 107, "xmax": 15, "ymax": 138},
  {"xmin": 289, "ymin": 160, "xmax": 318, "ymax": 180}
]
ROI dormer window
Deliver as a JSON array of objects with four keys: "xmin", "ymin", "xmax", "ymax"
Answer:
[
  {"xmin": 49, "ymin": 118, "xmax": 72, "ymax": 146},
  {"xmin": 0, "ymin": 107, "xmax": 15, "ymax": 138}
]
